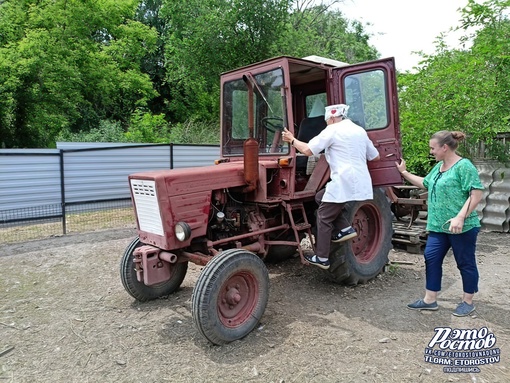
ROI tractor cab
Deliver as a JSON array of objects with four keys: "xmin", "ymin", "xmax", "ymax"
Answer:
[{"xmin": 220, "ymin": 55, "xmax": 402, "ymax": 201}]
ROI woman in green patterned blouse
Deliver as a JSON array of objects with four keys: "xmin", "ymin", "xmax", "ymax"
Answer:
[{"xmin": 396, "ymin": 130, "xmax": 484, "ymax": 317}]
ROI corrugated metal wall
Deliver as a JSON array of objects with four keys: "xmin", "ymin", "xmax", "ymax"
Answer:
[
  {"xmin": 0, "ymin": 143, "xmax": 220, "ymax": 221},
  {"xmin": 0, "ymin": 150, "xmax": 62, "ymax": 211},
  {"xmin": 474, "ymin": 161, "xmax": 497, "ymax": 221},
  {"xmin": 62, "ymin": 145, "xmax": 172, "ymax": 203},
  {"xmin": 474, "ymin": 161, "xmax": 510, "ymax": 233},
  {"xmin": 481, "ymin": 168, "xmax": 510, "ymax": 232}
]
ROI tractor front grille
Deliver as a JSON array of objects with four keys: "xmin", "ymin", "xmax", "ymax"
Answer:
[{"xmin": 130, "ymin": 179, "xmax": 164, "ymax": 236}]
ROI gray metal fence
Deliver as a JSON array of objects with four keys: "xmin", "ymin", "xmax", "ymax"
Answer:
[
  {"xmin": 0, "ymin": 143, "xmax": 220, "ymax": 243},
  {"xmin": 1, "ymin": 143, "xmax": 509, "ymax": 245}
]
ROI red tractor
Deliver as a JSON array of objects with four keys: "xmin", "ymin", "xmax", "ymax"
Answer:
[{"xmin": 120, "ymin": 55, "xmax": 403, "ymax": 345}]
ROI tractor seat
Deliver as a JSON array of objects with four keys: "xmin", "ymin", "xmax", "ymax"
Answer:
[{"xmin": 296, "ymin": 115, "xmax": 326, "ymax": 172}]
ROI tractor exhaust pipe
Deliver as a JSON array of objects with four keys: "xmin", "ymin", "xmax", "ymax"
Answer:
[
  {"xmin": 242, "ymin": 74, "xmax": 259, "ymax": 193},
  {"xmin": 243, "ymin": 137, "xmax": 259, "ymax": 193}
]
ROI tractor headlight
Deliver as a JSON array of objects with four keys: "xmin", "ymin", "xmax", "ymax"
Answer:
[{"xmin": 175, "ymin": 222, "xmax": 191, "ymax": 241}]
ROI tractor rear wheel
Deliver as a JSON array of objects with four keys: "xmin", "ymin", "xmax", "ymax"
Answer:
[
  {"xmin": 327, "ymin": 188, "xmax": 392, "ymax": 285},
  {"xmin": 191, "ymin": 249, "xmax": 269, "ymax": 345},
  {"xmin": 120, "ymin": 237, "xmax": 188, "ymax": 302}
]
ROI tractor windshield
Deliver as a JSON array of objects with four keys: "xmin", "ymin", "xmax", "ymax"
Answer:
[{"xmin": 222, "ymin": 68, "xmax": 287, "ymax": 156}]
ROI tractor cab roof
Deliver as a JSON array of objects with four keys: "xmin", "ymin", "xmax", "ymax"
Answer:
[{"xmin": 220, "ymin": 55, "xmax": 349, "ymax": 86}]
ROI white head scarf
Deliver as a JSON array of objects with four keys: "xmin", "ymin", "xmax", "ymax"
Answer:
[{"xmin": 324, "ymin": 104, "xmax": 349, "ymax": 121}]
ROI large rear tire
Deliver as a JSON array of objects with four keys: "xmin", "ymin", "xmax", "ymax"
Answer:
[
  {"xmin": 191, "ymin": 249, "xmax": 269, "ymax": 345},
  {"xmin": 327, "ymin": 188, "xmax": 392, "ymax": 285},
  {"xmin": 120, "ymin": 237, "xmax": 188, "ymax": 302}
]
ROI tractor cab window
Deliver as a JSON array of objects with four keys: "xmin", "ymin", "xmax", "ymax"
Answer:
[
  {"xmin": 305, "ymin": 94, "xmax": 326, "ymax": 118},
  {"xmin": 343, "ymin": 70, "xmax": 388, "ymax": 130},
  {"xmin": 222, "ymin": 68, "xmax": 287, "ymax": 156}
]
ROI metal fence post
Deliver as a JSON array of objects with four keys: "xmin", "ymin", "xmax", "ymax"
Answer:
[
  {"xmin": 170, "ymin": 143, "xmax": 174, "ymax": 169},
  {"xmin": 59, "ymin": 149, "xmax": 67, "ymax": 235}
]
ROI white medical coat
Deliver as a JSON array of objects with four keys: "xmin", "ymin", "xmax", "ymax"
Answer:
[{"xmin": 307, "ymin": 119, "xmax": 379, "ymax": 203}]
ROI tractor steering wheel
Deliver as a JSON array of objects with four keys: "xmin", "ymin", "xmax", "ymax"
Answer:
[{"xmin": 261, "ymin": 117, "xmax": 284, "ymax": 133}]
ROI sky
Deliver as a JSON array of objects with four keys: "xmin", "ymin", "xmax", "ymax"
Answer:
[{"xmin": 339, "ymin": 0, "xmax": 471, "ymax": 71}]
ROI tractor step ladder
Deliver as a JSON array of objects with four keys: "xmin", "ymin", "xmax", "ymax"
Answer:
[{"xmin": 284, "ymin": 202, "xmax": 314, "ymax": 264}]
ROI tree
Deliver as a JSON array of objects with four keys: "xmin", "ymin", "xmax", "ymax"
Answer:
[
  {"xmin": 161, "ymin": 0, "xmax": 292, "ymax": 122},
  {"xmin": 0, "ymin": 0, "xmax": 157, "ymax": 148},
  {"xmin": 159, "ymin": 0, "xmax": 378, "ymax": 124},
  {"xmin": 0, "ymin": 0, "xmax": 380, "ymax": 147},
  {"xmin": 134, "ymin": 0, "xmax": 171, "ymax": 116},
  {"xmin": 278, "ymin": 0, "xmax": 378, "ymax": 63},
  {"xmin": 397, "ymin": 0, "xmax": 510, "ymax": 174}
]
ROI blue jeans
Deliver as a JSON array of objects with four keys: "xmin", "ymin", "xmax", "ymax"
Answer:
[{"xmin": 424, "ymin": 227, "xmax": 480, "ymax": 294}]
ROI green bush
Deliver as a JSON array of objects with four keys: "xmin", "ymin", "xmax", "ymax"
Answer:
[
  {"xmin": 125, "ymin": 110, "xmax": 170, "ymax": 143},
  {"xmin": 125, "ymin": 110, "xmax": 219, "ymax": 144},
  {"xmin": 168, "ymin": 118, "xmax": 220, "ymax": 144},
  {"xmin": 56, "ymin": 120, "xmax": 126, "ymax": 143}
]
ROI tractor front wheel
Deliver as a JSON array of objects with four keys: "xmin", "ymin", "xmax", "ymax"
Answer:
[
  {"xmin": 120, "ymin": 237, "xmax": 188, "ymax": 302},
  {"xmin": 191, "ymin": 249, "xmax": 269, "ymax": 345}
]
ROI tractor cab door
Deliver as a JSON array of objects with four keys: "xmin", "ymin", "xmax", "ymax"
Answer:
[{"xmin": 331, "ymin": 58, "xmax": 402, "ymax": 186}]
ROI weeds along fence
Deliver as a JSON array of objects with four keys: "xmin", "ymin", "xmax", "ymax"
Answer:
[{"xmin": 0, "ymin": 142, "xmax": 220, "ymax": 244}]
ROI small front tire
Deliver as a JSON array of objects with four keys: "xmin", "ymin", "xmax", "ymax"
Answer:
[
  {"xmin": 191, "ymin": 249, "xmax": 269, "ymax": 345},
  {"xmin": 120, "ymin": 237, "xmax": 188, "ymax": 302}
]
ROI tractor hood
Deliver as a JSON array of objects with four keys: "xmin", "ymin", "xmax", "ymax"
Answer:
[
  {"xmin": 128, "ymin": 162, "xmax": 247, "ymax": 250},
  {"xmin": 129, "ymin": 161, "xmax": 247, "ymax": 195}
]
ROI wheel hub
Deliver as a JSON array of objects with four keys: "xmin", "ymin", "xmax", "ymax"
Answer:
[
  {"xmin": 218, "ymin": 273, "xmax": 258, "ymax": 327},
  {"xmin": 352, "ymin": 204, "xmax": 380, "ymax": 263},
  {"xmin": 224, "ymin": 286, "xmax": 242, "ymax": 306}
]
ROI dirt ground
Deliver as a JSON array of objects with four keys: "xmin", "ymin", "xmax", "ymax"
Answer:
[{"xmin": 1, "ymin": 228, "xmax": 509, "ymax": 383}]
